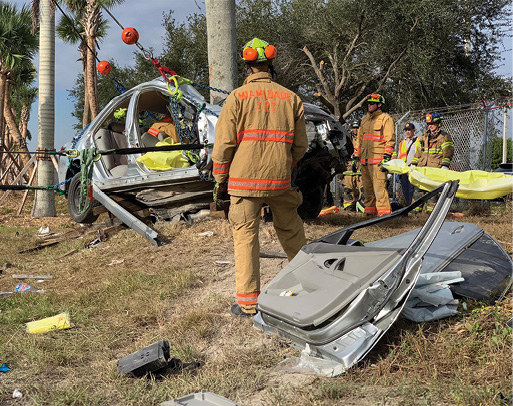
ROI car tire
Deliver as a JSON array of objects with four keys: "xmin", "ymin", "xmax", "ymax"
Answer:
[
  {"xmin": 298, "ymin": 185, "xmax": 325, "ymax": 219},
  {"xmin": 67, "ymin": 172, "xmax": 100, "ymax": 224}
]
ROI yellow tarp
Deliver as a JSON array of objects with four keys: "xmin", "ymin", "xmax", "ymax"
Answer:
[
  {"xmin": 136, "ymin": 137, "xmax": 190, "ymax": 171},
  {"xmin": 383, "ymin": 159, "xmax": 513, "ymax": 200}
]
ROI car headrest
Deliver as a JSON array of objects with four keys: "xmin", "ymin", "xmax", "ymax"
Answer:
[{"xmin": 109, "ymin": 122, "xmax": 125, "ymax": 133}]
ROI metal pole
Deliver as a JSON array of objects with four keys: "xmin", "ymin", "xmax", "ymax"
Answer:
[
  {"xmin": 482, "ymin": 106, "xmax": 489, "ymax": 171},
  {"xmin": 393, "ymin": 111, "xmax": 410, "ymax": 200},
  {"xmin": 503, "ymin": 107, "xmax": 508, "ymax": 164}
]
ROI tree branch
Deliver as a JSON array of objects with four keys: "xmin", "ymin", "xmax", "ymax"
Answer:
[
  {"xmin": 314, "ymin": 92, "xmax": 335, "ymax": 114},
  {"xmin": 302, "ymin": 45, "xmax": 335, "ymax": 102}
]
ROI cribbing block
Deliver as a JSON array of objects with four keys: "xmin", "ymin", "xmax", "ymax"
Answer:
[
  {"xmin": 209, "ymin": 202, "xmax": 228, "ymax": 219},
  {"xmin": 117, "ymin": 340, "xmax": 170, "ymax": 377}
]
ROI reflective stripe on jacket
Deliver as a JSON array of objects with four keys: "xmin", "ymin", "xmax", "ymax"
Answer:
[
  {"xmin": 392, "ymin": 138, "xmax": 420, "ymax": 164},
  {"xmin": 354, "ymin": 110, "xmax": 395, "ymax": 165},
  {"xmin": 212, "ymin": 72, "xmax": 308, "ymax": 197},
  {"xmin": 411, "ymin": 129, "xmax": 454, "ymax": 168}
]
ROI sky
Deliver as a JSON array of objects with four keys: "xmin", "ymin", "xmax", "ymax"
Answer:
[{"xmin": 8, "ymin": 0, "xmax": 513, "ymax": 151}]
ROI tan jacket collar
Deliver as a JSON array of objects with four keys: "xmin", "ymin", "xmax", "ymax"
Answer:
[
  {"xmin": 243, "ymin": 72, "xmax": 272, "ymax": 85},
  {"xmin": 368, "ymin": 110, "xmax": 383, "ymax": 119}
]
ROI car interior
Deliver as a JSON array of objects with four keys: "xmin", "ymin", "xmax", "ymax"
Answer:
[{"xmin": 92, "ymin": 89, "xmax": 199, "ymax": 177}]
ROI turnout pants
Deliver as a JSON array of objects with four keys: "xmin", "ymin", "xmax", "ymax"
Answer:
[
  {"xmin": 229, "ymin": 188, "xmax": 307, "ymax": 314},
  {"xmin": 342, "ymin": 175, "xmax": 363, "ymax": 208},
  {"xmin": 360, "ymin": 164, "xmax": 391, "ymax": 216}
]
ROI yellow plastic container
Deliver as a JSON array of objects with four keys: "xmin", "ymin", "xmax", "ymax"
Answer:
[{"xmin": 25, "ymin": 312, "xmax": 73, "ymax": 334}]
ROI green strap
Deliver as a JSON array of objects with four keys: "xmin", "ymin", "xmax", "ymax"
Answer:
[{"xmin": 79, "ymin": 148, "xmax": 98, "ymax": 214}]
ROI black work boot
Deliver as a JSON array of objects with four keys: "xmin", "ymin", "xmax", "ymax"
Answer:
[{"xmin": 230, "ymin": 304, "xmax": 255, "ymax": 318}]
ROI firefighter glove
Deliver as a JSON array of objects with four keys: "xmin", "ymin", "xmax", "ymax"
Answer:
[
  {"xmin": 380, "ymin": 154, "xmax": 392, "ymax": 172},
  {"xmin": 213, "ymin": 182, "xmax": 229, "ymax": 206},
  {"xmin": 351, "ymin": 154, "xmax": 360, "ymax": 162}
]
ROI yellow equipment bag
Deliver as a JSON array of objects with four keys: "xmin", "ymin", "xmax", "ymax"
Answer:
[
  {"xmin": 136, "ymin": 137, "xmax": 190, "ymax": 171},
  {"xmin": 383, "ymin": 159, "xmax": 513, "ymax": 200}
]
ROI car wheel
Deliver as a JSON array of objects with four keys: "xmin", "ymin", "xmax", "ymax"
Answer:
[
  {"xmin": 298, "ymin": 185, "xmax": 325, "ymax": 219},
  {"xmin": 67, "ymin": 172, "xmax": 100, "ymax": 224}
]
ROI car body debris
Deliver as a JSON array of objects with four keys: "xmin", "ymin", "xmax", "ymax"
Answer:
[{"xmin": 254, "ymin": 181, "xmax": 512, "ymax": 375}]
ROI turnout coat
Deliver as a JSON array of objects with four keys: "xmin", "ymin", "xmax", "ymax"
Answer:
[{"xmin": 212, "ymin": 72, "xmax": 308, "ymax": 197}]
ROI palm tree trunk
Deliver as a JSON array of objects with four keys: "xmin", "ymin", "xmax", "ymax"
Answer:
[
  {"xmin": 80, "ymin": 45, "xmax": 90, "ymax": 127},
  {"xmin": 4, "ymin": 103, "xmax": 30, "ymax": 169},
  {"xmin": 83, "ymin": 0, "xmax": 99, "ymax": 120},
  {"xmin": 82, "ymin": 65, "xmax": 90, "ymax": 128},
  {"xmin": 85, "ymin": 35, "xmax": 98, "ymax": 119},
  {"xmin": 0, "ymin": 72, "xmax": 7, "ymax": 148},
  {"xmin": 32, "ymin": 0, "xmax": 56, "ymax": 217},
  {"xmin": 20, "ymin": 104, "xmax": 29, "ymax": 140}
]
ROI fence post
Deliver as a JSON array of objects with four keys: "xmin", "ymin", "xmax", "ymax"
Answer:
[
  {"xmin": 482, "ymin": 103, "xmax": 489, "ymax": 171},
  {"xmin": 503, "ymin": 107, "xmax": 509, "ymax": 164},
  {"xmin": 393, "ymin": 111, "xmax": 410, "ymax": 200}
]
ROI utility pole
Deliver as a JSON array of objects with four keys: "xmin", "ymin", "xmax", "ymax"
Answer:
[
  {"xmin": 32, "ymin": 0, "xmax": 56, "ymax": 217},
  {"xmin": 205, "ymin": 0, "xmax": 237, "ymax": 104}
]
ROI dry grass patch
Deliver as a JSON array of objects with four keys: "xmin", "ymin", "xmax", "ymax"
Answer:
[{"xmin": 0, "ymin": 196, "xmax": 511, "ymax": 405}]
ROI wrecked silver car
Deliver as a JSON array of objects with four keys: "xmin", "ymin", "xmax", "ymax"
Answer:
[
  {"xmin": 57, "ymin": 77, "xmax": 350, "ymax": 244},
  {"xmin": 254, "ymin": 181, "xmax": 512, "ymax": 371}
]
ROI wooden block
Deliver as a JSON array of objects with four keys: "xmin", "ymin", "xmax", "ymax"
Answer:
[{"xmin": 209, "ymin": 202, "xmax": 228, "ymax": 219}]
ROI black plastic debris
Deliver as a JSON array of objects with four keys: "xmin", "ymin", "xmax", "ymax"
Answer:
[
  {"xmin": 118, "ymin": 340, "xmax": 171, "ymax": 377},
  {"xmin": 117, "ymin": 340, "xmax": 201, "ymax": 378}
]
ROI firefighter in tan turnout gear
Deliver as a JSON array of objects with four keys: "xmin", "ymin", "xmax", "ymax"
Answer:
[
  {"xmin": 411, "ymin": 113, "xmax": 454, "ymax": 169},
  {"xmin": 353, "ymin": 94, "xmax": 396, "ymax": 216},
  {"xmin": 411, "ymin": 112, "xmax": 454, "ymax": 211},
  {"xmin": 212, "ymin": 38, "xmax": 308, "ymax": 317},
  {"xmin": 341, "ymin": 120, "xmax": 364, "ymax": 211}
]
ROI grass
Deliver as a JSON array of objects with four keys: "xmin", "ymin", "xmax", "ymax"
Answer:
[{"xmin": 0, "ymin": 193, "xmax": 511, "ymax": 405}]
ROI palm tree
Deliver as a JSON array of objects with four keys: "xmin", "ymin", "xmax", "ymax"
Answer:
[
  {"xmin": 0, "ymin": 2, "xmax": 38, "ymax": 168},
  {"xmin": 56, "ymin": 4, "xmax": 108, "ymax": 128},
  {"xmin": 59, "ymin": 0, "xmax": 123, "ymax": 123},
  {"xmin": 32, "ymin": 0, "xmax": 56, "ymax": 217}
]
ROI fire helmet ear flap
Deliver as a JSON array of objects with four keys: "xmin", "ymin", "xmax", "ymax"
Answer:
[
  {"xmin": 243, "ymin": 47, "xmax": 259, "ymax": 62},
  {"xmin": 264, "ymin": 44, "xmax": 277, "ymax": 60}
]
